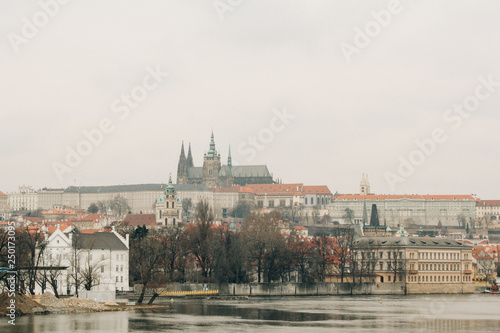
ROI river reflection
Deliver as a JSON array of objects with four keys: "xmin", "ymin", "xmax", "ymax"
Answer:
[{"xmin": 3, "ymin": 294, "xmax": 500, "ymax": 332}]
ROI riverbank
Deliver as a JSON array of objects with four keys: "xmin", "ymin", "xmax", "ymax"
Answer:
[
  {"xmin": 0, "ymin": 292, "xmax": 168, "ymax": 317},
  {"xmin": 133, "ymin": 281, "xmax": 476, "ymax": 297}
]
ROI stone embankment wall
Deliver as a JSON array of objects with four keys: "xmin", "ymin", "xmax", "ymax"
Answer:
[{"xmin": 142, "ymin": 282, "xmax": 475, "ymax": 296}]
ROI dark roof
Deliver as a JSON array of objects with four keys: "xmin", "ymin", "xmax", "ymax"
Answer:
[
  {"xmin": 65, "ymin": 184, "xmax": 166, "ymax": 193},
  {"xmin": 187, "ymin": 167, "xmax": 203, "ymax": 179},
  {"xmin": 121, "ymin": 214, "xmax": 157, "ymax": 227},
  {"xmin": 354, "ymin": 237, "xmax": 470, "ymax": 248},
  {"xmin": 62, "ymin": 183, "xmax": 210, "ymax": 194},
  {"xmin": 230, "ymin": 165, "xmax": 271, "ymax": 178},
  {"xmin": 73, "ymin": 233, "xmax": 128, "ymax": 251},
  {"xmin": 187, "ymin": 166, "xmax": 272, "ymax": 179}
]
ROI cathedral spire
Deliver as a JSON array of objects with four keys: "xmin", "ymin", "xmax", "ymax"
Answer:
[
  {"xmin": 187, "ymin": 143, "xmax": 193, "ymax": 167},
  {"xmin": 177, "ymin": 142, "xmax": 187, "ymax": 182},
  {"xmin": 228, "ymin": 144, "xmax": 232, "ymax": 167},
  {"xmin": 180, "ymin": 141, "xmax": 186, "ymax": 158},
  {"xmin": 205, "ymin": 130, "xmax": 219, "ymax": 157}
]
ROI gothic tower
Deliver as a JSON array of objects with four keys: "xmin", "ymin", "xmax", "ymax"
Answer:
[
  {"xmin": 187, "ymin": 143, "xmax": 194, "ymax": 167},
  {"xmin": 360, "ymin": 173, "xmax": 371, "ymax": 195},
  {"xmin": 177, "ymin": 142, "xmax": 188, "ymax": 184},
  {"xmin": 202, "ymin": 131, "xmax": 221, "ymax": 187}
]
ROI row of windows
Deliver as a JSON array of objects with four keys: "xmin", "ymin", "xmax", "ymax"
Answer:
[
  {"xmin": 418, "ymin": 252, "xmax": 462, "ymax": 260},
  {"xmin": 305, "ymin": 197, "xmax": 331, "ymax": 205},
  {"xmin": 409, "ymin": 275, "xmax": 471, "ymax": 283},
  {"xmin": 418, "ymin": 263, "xmax": 461, "ymax": 271},
  {"xmin": 116, "ymin": 276, "xmax": 125, "ymax": 283}
]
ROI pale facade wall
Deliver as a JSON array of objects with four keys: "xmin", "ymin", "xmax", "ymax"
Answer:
[
  {"xmin": 213, "ymin": 191, "xmax": 239, "ymax": 218},
  {"xmin": 329, "ymin": 198, "xmax": 476, "ymax": 227},
  {"xmin": 34, "ymin": 230, "xmax": 130, "ymax": 295},
  {"xmin": 356, "ymin": 245, "xmax": 474, "ymax": 290},
  {"xmin": 8, "ymin": 186, "xmax": 38, "ymax": 211}
]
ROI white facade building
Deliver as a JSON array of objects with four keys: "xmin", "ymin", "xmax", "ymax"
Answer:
[
  {"xmin": 328, "ymin": 194, "xmax": 477, "ymax": 227},
  {"xmin": 37, "ymin": 183, "xmax": 213, "ymax": 216},
  {"xmin": 8, "ymin": 185, "xmax": 38, "ymax": 211},
  {"xmin": 35, "ymin": 228, "xmax": 130, "ymax": 295}
]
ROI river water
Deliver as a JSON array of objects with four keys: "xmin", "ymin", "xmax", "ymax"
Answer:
[{"xmin": 2, "ymin": 294, "xmax": 500, "ymax": 332}]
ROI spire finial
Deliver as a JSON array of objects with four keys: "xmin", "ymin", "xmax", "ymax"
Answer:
[{"xmin": 228, "ymin": 144, "xmax": 232, "ymax": 167}]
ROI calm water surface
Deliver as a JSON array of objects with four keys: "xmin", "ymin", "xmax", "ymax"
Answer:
[{"xmin": 2, "ymin": 294, "xmax": 500, "ymax": 332}]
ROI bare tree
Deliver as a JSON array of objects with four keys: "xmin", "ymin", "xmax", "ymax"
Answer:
[
  {"xmin": 17, "ymin": 227, "xmax": 48, "ymax": 295},
  {"xmin": 182, "ymin": 198, "xmax": 193, "ymax": 222},
  {"xmin": 46, "ymin": 257, "xmax": 64, "ymax": 298},
  {"xmin": 79, "ymin": 249, "xmax": 107, "ymax": 291},
  {"xmin": 280, "ymin": 203, "xmax": 304, "ymax": 224},
  {"xmin": 330, "ymin": 227, "xmax": 355, "ymax": 283},
  {"xmin": 242, "ymin": 211, "xmax": 285, "ymax": 283},
  {"xmin": 457, "ymin": 213, "xmax": 467, "ymax": 229},
  {"xmin": 183, "ymin": 200, "xmax": 215, "ymax": 280},
  {"xmin": 130, "ymin": 230, "xmax": 165, "ymax": 304},
  {"xmin": 343, "ymin": 208, "xmax": 355, "ymax": 224},
  {"xmin": 386, "ymin": 246, "xmax": 407, "ymax": 284}
]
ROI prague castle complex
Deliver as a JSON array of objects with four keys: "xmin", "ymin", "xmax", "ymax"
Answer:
[{"xmin": 176, "ymin": 132, "xmax": 274, "ymax": 188}]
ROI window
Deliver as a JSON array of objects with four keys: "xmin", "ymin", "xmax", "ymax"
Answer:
[
  {"xmin": 305, "ymin": 198, "xmax": 308, "ymax": 205},
  {"xmin": 388, "ymin": 275, "xmax": 391, "ymax": 282},
  {"xmin": 116, "ymin": 266, "xmax": 119, "ymax": 272},
  {"xmin": 120, "ymin": 276, "xmax": 123, "ymax": 283},
  {"xmin": 101, "ymin": 266, "xmax": 104, "ymax": 273},
  {"xmin": 280, "ymin": 200, "xmax": 285, "ymax": 207},
  {"xmin": 120, "ymin": 265, "xmax": 123, "ymax": 272},
  {"xmin": 116, "ymin": 254, "xmax": 119, "ymax": 261},
  {"xmin": 172, "ymin": 202, "xmax": 174, "ymax": 209},
  {"xmin": 116, "ymin": 276, "xmax": 119, "ymax": 282},
  {"xmin": 258, "ymin": 201, "xmax": 263, "ymax": 208}
]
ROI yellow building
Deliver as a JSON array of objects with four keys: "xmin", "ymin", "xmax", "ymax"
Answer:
[{"xmin": 354, "ymin": 237, "xmax": 475, "ymax": 293}]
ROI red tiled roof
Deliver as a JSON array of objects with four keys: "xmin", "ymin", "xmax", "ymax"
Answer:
[
  {"xmin": 0, "ymin": 191, "xmax": 7, "ymax": 196},
  {"xmin": 212, "ymin": 186, "xmax": 244, "ymax": 192},
  {"xmin": 84, "ymin": 213, "xmax": 104, "ymax": 220},
  {"xmin": 44, "ymin": 221, "xmax": 75, "ymax": 227},
  {"xmin": 302, "ymin": 185, "xmax": 332, "ymax": 195},
  {"xmin": 477, "ymin": 200, "xmax": 500, "ymax": 207},
  {"xmin": 246, "ymin": 184, "xmax": 304, "ymax": 196},
  {"xmin": 80, "ymin": 229, "xmax": 102, "ymax": 234},
  {"xmin": 294, "ymin": 226, "xmax": 308, "ymax": 230},
  {"xmin": 24, "ymin": 217, "xmax": 43, "ymax": 223},
  {"xmin": 121, "ymin": 214, "xmax": 156, "ymax": 227},
  {"xmin": 334, "ymin": 194, "xmax": 475, "ymax": 201},
  {"xmin": 472, "ymin": 245, "xmax": 500, "ymax": 260},
  {"xmin": 43, "ymin": 209, "xmax": 76, "ymax": 215},
  {"xmin": 47, "ymin": 224, "xmax": 72, "ymax": 233}
]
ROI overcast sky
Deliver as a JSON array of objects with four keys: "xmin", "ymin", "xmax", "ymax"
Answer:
[{"xmin": 1, "ymin": 0, "xmax": 499, "ymax": 199}]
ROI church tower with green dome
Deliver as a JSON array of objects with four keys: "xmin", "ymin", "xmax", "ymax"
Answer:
[{"xmin": 155, "ymin": 174, "xmax": 181, "ymax": 226}]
